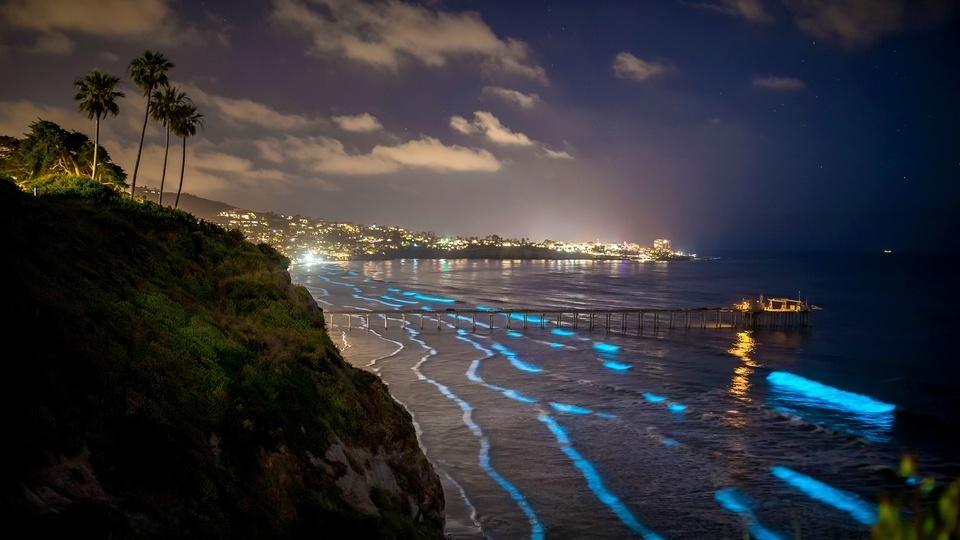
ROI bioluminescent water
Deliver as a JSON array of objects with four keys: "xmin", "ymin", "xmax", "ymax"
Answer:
[
  {"xmin": 550, "ymin": 402, "xmax": 594, "ymax": 415},
  {"xmin": 510, "ymin": 312, "xmax": 546, "ymax": 325},
  {"xmin": 766, "ymin": 371, "xmax": 897, "ymax": 442},
  {"xmin": 403, "ymin": 323, "xmax": 545, "ymax": 540},
  {"xmin": 766, "ymin": 372, "xmax": 896, "ymax": 414},
  {"xmin": 770, "ymin": 466, "xmax": 878, "ymax": 526},
  {"xmin": 667, "ymin": 403, "xmax": 687, "ymax": 414},
  {"xmin": 405, "ymin": 291, "xmax": 458, "ymax": 303},
  {"xmin": 490, "ymin": 342, "xmax": 544, "ymax": 373},
  {"xmin": 714, "ymin": 488, "xmax": 783, "ymax": 540},
  {"xmin": 593, "ymin": 342, "xmax": 621, "ymax": 354},
  {"xmin": 292, "ymin": 257, "xmax": 960, "ymax": 539},
  {"xmin": 643, "ymin": 392, "xmax": 667, "ymax": 403},
  {"xmin": 602, "ymin": 360, "xmax": 633, "ymax": 371},
  {"xmin": 380, "ymin": 294, "xmax": 419, "ymax": 304},
  {"xmin": 539, "ymin": 414, "xmax": 664, "ymax": 540}
]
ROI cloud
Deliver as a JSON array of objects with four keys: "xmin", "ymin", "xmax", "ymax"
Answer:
[
  {"xmin": 696, "ymin": 0, "xmax": 956, "ymax": 47},
  {"xmin": 181, "ymin": 84, "xmax": 322, "ymax": 131},
  {"xmin": 449, "ymin": 115, "xmax": 477, "ymax": 135},
  {"xmin": 450, "ymin": 111, "xmax": 533, "ymax": 146},
  {"xmin": 781, "ymin": 0, "xmax": 955, "ymax": 47},
  {"xmin": 695, "ymin": 0, "xmax": 775, "ymax": 24},
  {"xmin": 271, "ymin": 0, "xmax": 548, "ymax": 84},
  {"xmin": 544, "ymin": 148, "xmax": 574, "ymax": 160},
  {"xmin": 0, "ymin": 0, "xmax": 196, "ymax": 52},
  {"xmin": 753, "ymin": 75, "xmax": 806, "ymax": 90},
  {"xmin": 613, "ymin": 52, "xmax": 670, "ymax": 81},
  {"xmin": 0, "ymin": 99, "xmax": 88, "ymax": 136},
  {"xmin": 373, "ymin": 137, "xmax": 502, "ymax": 172},
  {"xmin": 482, "ymin": 86, "xmax": 540, "ymax": 109},
  {"xmin": 450, "ymin": 111, "xmax": 574, "ymax": 160},
  {"xmin": 256, "ymin": 134, "xmax": 501, "ymax": 175},
  {"xmin": 26, "ymin": 30, "xmax": 73, "ymax": 54},
  {"xmin": 106, "ymin": 137, "xmax": 338, "ymax": 195},
  {"xmin": 333, "ymin": 113, "xmax": 384, "ymax": 132}
]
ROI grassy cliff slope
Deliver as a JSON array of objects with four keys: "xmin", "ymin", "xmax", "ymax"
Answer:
[{"xmin": 0, "ymin": 177, "xmax": 443, "ymax": 538}]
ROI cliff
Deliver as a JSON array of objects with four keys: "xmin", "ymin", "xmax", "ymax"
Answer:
[{"xmin": 0, "ymin": 177, "xmax": 444, "ymax": 538}]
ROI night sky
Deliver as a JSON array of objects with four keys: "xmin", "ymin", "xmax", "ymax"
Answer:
[{"xmin": 2, "ymin": 0, "xmax": 958, "ymax": 253}]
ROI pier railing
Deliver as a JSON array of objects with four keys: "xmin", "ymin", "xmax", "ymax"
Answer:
[{"xmin": 322, "ymin": 307, "xmax": 811, "ymax": 334}]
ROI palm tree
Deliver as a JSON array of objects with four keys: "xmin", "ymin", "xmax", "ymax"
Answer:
[
  {"xmin": 170, "ymin": 103, "xmax": 203, "ymax": 209},
  {"xmin": 150, "ymin": 86, "xmax": 187, "ymax": 205},
  {"xmin": 73, "ymin": 69, "xmax": 123, "ymax": 181},
  {"xmin": 128, "ymin": 50, "xmax": 174, "ymax": 198}
]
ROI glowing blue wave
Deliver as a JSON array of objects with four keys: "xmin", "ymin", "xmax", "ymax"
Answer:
[
  {"xmin": 551, "ymin": 328, "xmax": 575, "ymax": 337},
  {"xmin": 404, "ymin": 326, "xmax": 545, "ymax": 539},
  {"xmin": 380, "ymin": 294, "xmax": 419, "ymax": 304},
  {"xmin": 352, "ymin": 293, "xmax": 403, "ymax": 308},
  {"xmin": 507, "ymin": 331, "xmax": 523, "ymax": 338},
  {"xmin": 550, "ymin": 402, "xmax": 593, "ymax": 415},
  {"xmin": 770, "ymin": 466, "xmax": 877, "ymax": 526},
  {"xmin": 458, "ymin": 334, "xmax": 611, "ymax": 417},
  {"xmin": 476, "ymin": 304, "xmax": 501, "ymax": 312},
  {"xmin": 315, "ymin": 275, "xmax": 355, "ymax": 288},
  {"xmin": 643, "ymin": 392, "xmax": 667, "ymax": 403},
  {"xmin": 539, "ymin": 415, "xmax": 663, "ymax": 540},
  {"xmin": 457, "ymin": 332, "xmax": 539, "ymax": 405},
  {"xmin": 387, "ymin": 287, "xmax": 402, "ymax": 293},
  {"xmin": 593, "ymin": 342, "xmax": 621, "ymax": 354},
  {"xmin": 715, "ymin": 488, "xmax": 783, "ymax": 540},
  {"xmin": 402, "ymin": 292, "xmax": 457, "ymax": 304},
  {"xmin": 547, "ymin": 342, "xmax": 565, "ymax": 348},
  {"xmin": 491, "ymin": 343, "xmax": 543, "ymax": 373},
  {"xmin": 602, "ymin": 360, "xmax": 633, "ymax": 372},
  {"xmin": 766, "ymin": 372, "xmax": 895, "ymax": 415},
  {"xmin": 510, "ymin": 313, "xmax": 546, "ymax": 325},
  {"xmin": 667, "ymin": 403, "xmax": 687, "ymax": 414}
]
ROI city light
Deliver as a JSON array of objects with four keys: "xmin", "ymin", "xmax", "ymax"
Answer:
[{"xmin": 216, "ymin": 210, "xmax": 691, "ymax": 262}]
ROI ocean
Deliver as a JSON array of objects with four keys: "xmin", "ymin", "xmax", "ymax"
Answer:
[{"xmin": 291, "ymin": 255, "xmax": 960, "ymax": 539}]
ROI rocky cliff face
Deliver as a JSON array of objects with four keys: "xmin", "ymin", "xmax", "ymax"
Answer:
[{"xmin": 0, "ymin": 177, "xmax": 444, "ymax": 538}]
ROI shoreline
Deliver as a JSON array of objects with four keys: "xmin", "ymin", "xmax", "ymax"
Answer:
[{"xmin": 324, "ymin": 310, "xmax": 487, "ymax": 539}]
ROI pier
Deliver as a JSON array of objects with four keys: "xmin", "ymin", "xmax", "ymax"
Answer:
[{"xmin": 323, "ymin": 306, "xmax": 812, "ymax": 334}]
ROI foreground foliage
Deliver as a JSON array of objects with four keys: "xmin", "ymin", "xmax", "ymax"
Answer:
[
  {"xmin": 0, "ymin": 177, "xmax": 443, "ymax": 538},
  {"xmin": 0, "ymin": 120, "xmax": 125, "ymax": 186}
]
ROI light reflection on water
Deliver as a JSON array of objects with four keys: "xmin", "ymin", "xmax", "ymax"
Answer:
[{"xmin": 727, "ymin": 331, "xmax": 759, "ymax": 404}]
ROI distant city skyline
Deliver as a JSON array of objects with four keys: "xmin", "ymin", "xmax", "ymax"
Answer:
[{"xmin": 1, "ymin": 0, "xmax": 958, "ymax": 252}]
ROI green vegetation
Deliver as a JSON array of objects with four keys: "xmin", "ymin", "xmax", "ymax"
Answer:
[
  {"xmin": 0, "ymin": 120, "xmax": 126, "ymax": 186},
  {"xmin": 1, "ymin": 177, "xmax": 444, "ymax": 538},
  {"xmin": 872, "ymin": 455, "xmax": 960, "ymax": 539}
]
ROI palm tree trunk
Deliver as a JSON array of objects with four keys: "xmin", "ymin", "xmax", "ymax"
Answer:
[
  {"xmin": 92, "ymin": 116, "xmax": 100, "ymax": 181},
  {"xmin": 175, "ymin": 135, "xmax": 186, "ymax": 209},
  {"xmin": 130, "ymin": 87, "xmax": 152, "ymax": 198},
  {"xmin": 159, "ymin": 126, "xmax": 169, "ymax": 205}
]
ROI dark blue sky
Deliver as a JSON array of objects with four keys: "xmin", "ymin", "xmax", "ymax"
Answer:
[{"xmin": 1, "ymin": 0, "xmax": 957, "ymax": 252}]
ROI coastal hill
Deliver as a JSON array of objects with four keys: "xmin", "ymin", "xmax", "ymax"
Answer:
[
  {"xmin": 134, "ymin": 187, "xmax": 689, "ymax": 262},
  {"xmin": 1, "ymin": 177, "xmax": 444, "ymax": 538}
]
